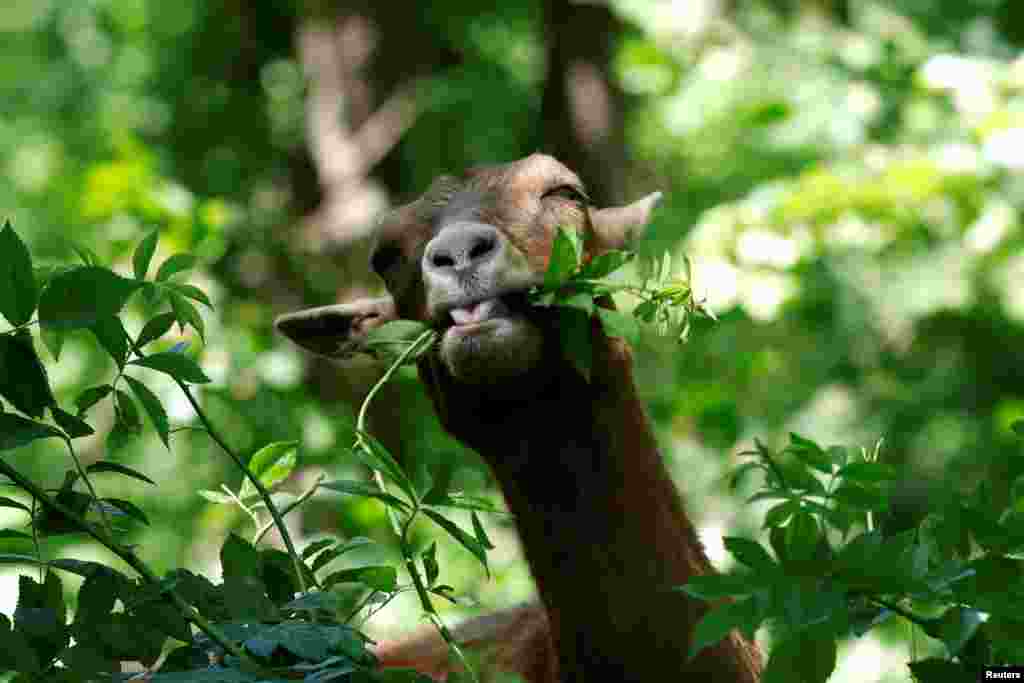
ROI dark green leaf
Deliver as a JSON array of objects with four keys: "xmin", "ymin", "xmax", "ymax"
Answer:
[
  {"xmin": 1013, "ymin": 420, "xmax": 1024, "ymax": 438},
  {"xmin": 837, "ymin": 461, "xmax": 898, "ymax": 484},
  {"xmin": 133, "ymin": 231, "xmax": 159, "ymax": 280},
  {"xmin": 471, "ymin": 511, "xmax": 494, "ymax": 550},
  {"xmin": 129, "ymin": 351, "xmax": 210, "ymax": 384},
  {"xmin": 350, "ymin": 431, "xmax": 415, "ymax": 501},
  {"xmin": 90, "ymin": 316, "xmax": 130, "ymax": 368},
  {"xmin": 422, "ymin": 542, "xmax": 439, "ymax": 587},
  {"xmin": 51, "ymin": 407, "xmax": 94, "ymax": 438},
  {"xmin": 833, "ymin": 482, "xmax": 886, "ymax": 510},
  {"xmin": 761, "ymin": 631, "xmax": 836, "ymax": 683},
  {"xmin": 786, "ymin": 433, "xmax": 832, "ymax": 473},
  {"xmin": 155, "ymin": 254, "xmax": 197, "ymax": 282},
  {"xmin": 321, "ymin": 565, "xmax": 398, "ymax": 592},
  {"xmin": 0, "ymin": 221, "xmax": 38, "ymax": 326},
  {"xmin": 0, "ymin": 333, "xmax": 55, "ymax": 417},
  {"xmin": 239, "ymin": 441, "xmax": 298, "ymax": 501},
  {"xmin": 422, "ymin": 508, "xmax": 489, "ymax": 576},
  {"xmin": 0, "ymin": 529, "xmax": 33, "ymax": 541},
  {"xmin": 167, "ymin": 282, "xmax": 213, "ymax": 309},
  {"xmin": 114, "ymin": 389, "xmax": 141, "ymax": 433},
  {"xmin": 310, "ymin": 537, "xmax": 374, "ymax": 574},
  {"xmin": 723, "ymin": 537, "xmax": 777, "ymax": 574},
  {"xmin": 136, "ymin": 312, "xmax": 177, "ymax": 348},
  {"xmin": 556, "ymin": 291, "xmax": 595, "ymax": 315},
  {"xmin": 688, "ymin": 598, "xmax": 759, "ymax": 660},
  {"xmin": 75, "ymin": 385, "xmax": 113, "ymax": 416},
  {"xmin": 124, "ymin": 375, "xmax": 170, "ymax": 448},
  {"xmin": 763, "ymin": 499, "xmax": 799, "ymax": 528},
  {"xmin": 86, "ymin": 461, "xmax": 156, "ymax": 486},
  {"xmin": 320, "ymin": 480, "xmax": 411, "ymax": 512},
  {"xmin": 168, "ymin": 290, "xmax": 205, "ymax": 340},
  {"xmin": 678, "ymin": 573, "xmax": 756, "ymax": 600},
  {"xmin": 102, "ymin": 498, "xmax": 149, "ymax": 525},
  {"xmin": 0, "ymin": 413, "xmax": 65, "ymax": 450},
  {"xmin": 38, "ymin": 266, "xmax": 142, "ymax": 329},
  {"xmin": 785, "ymin": 511, "xmax": 821, "ymax": 564}
]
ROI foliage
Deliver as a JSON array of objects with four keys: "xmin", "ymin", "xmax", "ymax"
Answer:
[
  {"xmin": 681, "ymin": 430, "xmax": 1024, "ymax": 682},
  {"xmin": 0, "ymin": 226, "xmax": 442, "ymax": 681}
]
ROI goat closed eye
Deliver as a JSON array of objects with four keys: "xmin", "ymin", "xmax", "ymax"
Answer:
[{"xmin": 542, "ymin": 185, "xmax": 589, "ymax": 204}]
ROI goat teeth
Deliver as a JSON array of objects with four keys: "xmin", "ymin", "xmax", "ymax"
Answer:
[{"xmin": 450, "ymin": 307, "xmax": 475, "ymax": 325}]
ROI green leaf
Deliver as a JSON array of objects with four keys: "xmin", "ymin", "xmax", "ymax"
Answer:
[
  {"xmin": 837, "ymin": 461, "xmax": 898, "ymax": 483},
  {"xmin": 833, "ymin": 482, "xmax": 886, "ymax": 510},
  {"xmin": 136, "ymin": 312, "xmax": 177, "ymax": 348},
  {"xmin": 51, "ymin": 407, "xmax": 94, "ymax": 438},
  {"xmin": 197, "ymin": 489, "xmax": 235, "ymax": 504},
  {"xmin": 69, "ymin": 242, "xmax": 101, "ymax": 266},
  {"xmin": 761, "ymin": 631, "xmax": 837, "ymax": 683},
  {"xmin": 688, "ymin": 598, "xmax": 759, "ymax": 660},
  {"xmin": 239, "ymin": 441, "xmax": 298, "ymax": 500},
  {"xmin": 558, "ymin": 307, "xmax": 592, "ymax": 381},
  {"xmin": 422, "ymin": 508, "xmax": 489, "ymax": 576},
  {"xmin": 114, "ymin": 389, "xmax": 141, "ymax": 433},
  {"xmin": 0, "ymin": 333, "xmax": 55, "ymax": 417},
  {"xmin": 596, "ymin": 307, "xmax": 641, "ymax": 346},
  {"xmin": 786, "ymin": 433, "xmax": 832, "ymax": 474},
  {"xmin": 784, "ymin": 511, "xmax": 820, "ymax": 564},
  {"xmin": 363, "ymin": 320, "xmax": 433, "ymax": 362},
  {"xmin": 133, "ymin": 231, "xmax": 159, "ymax": 280},
  {"xmin": 38, "ymin": 266, "xmax": 142, "ymax": 329},
  {"xmin": 308, "ymin": 537, "xmax": 377, "ymax": 574},
  {"xmin": 168, "ymin": 290, "xmax": 205, "ymax": 341},
  {"xmin": 422, "ymin": 542, "xmax": 439, "ymax": 587},
  {"xmin": 102, "ymin": 498, "xmax": 149, "ymax": 526},
  {"xmin": 1013, "ymin": 419, "xmax": 1024, "ymax": 438},
  {"xmin": 321, "ymin": 565, "xmax": 398, "ymax": 592},
  {"xmin": 678, "ymin": 573, "xmax": 756, "ymax": 600},
  {"xmin": 471, "ymin": 511, "xmax": 494, "ymax": 550},
  {"xmin": 723, "ymin": 537, "xmax": 777, "ymax": 574},
  {"xmin": 763, "ymin": 499, "xmax": 799, "ymax": 528},
  {"xmin": 0, "ymin": 529, "xmax": 33, "ymax": 541},
  {"xmin": 319, "ymin": 480, "xmax": 411, "ymax": 512},
  {"xmin": 301, "ymin": 538, "xmax": 336, "ymax": 560},
  {"xmin": 544, "ymin": 226, "xmax": 581, "ymax": 289},
  {"xmin": 89, "ymin": 316, "xmax": 130, "ymax": 368},
  {"xmin": 0, "ymin": 413, "xmax": 65, "ymax": 450},
  {"xmin": 124, "ymin": 375, "xmax": 170, "ymax": 448},
  {"xmin": 167, "ymin": 282, "xmax": 213, "ymax": 309},
  {"xmin": 579, "ymin": 249, "xmax": 634, "ymax": 279},
  {"xmin": 933, "ymin": 606, "xmax": 984, "ymax": 656},
  {"xmin": 39, "ymin": 325, "xmax": 64, "ymax": 362},
  {"xmin": 0, "ymin": 221, "xmax": 38, "ymax": 326},
  {"xmin": 86, "ymin": 461, "xmax": 156, "ymax": 486},
  {"xmin": 221, "ymin": 533, "xmax": 261, "ymax": 579},
  {"xmin": 350, "ymin": 431, "xmax": 415, "ymax": 501},
  {"xmin": 155, "ymin": 254, "xmax": 197, "ymax": 282},
  {"xmin": 129, "ymin": 351, "xmax": 210, "ymax": 384},
  {"xmin": 0, "ymin": 497, "xmax": 31, "ymax": 514},
  {"xmin": 75, "ymin": 385, "xmax": 114, "ymax": 416}
]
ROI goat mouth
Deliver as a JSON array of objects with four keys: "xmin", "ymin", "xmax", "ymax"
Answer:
[{"xmin": 443, "ymin": 291, "xmax": 532, "ymax": 330}]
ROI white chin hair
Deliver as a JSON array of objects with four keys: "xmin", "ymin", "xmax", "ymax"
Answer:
[{"xmin": 439, "ymin": 317, "xmax": 545, "ymax": 385}]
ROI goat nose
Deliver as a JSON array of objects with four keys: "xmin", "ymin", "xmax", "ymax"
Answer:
[{"xmin": 424, "ymin": 223, "xmax": 500, "ymax": 275}]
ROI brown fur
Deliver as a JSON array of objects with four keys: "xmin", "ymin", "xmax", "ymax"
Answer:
[{"xmin": 276, "ymin": 155, "xmax": 762, "ymax": 682}]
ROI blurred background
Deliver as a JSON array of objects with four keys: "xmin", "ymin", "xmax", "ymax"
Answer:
[{"xmin": 2, "ymin": 1, "xmax": 1023, "ymax": 680}]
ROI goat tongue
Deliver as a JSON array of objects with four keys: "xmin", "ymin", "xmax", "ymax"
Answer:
[{"xmin": 450, "ymin": 297, "xmax": 510, "ymax": 325}]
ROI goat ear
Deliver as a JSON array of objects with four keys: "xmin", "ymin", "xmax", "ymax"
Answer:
[
  {"xmin": 590, "ymin": 191, "xmax": 663, "ymax": 252},
  {"xmin": 275, "ymin": 296, "xmax": 397, "ymax": 358}
]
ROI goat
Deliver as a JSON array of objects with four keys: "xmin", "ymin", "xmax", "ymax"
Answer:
[{"xmin": 276, "ymin": 154, "xmax": 762, "ymax": 682}]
